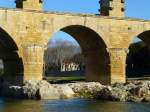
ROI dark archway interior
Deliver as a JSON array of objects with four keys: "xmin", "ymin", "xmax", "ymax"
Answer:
[
  {"xmin": 126, "ymin": 31, "xmax": 150, "ymax": 78},
  {"xmin": 45, "ymin": 25, "xmax": 110, "ymax": 84},
  {"xmin": 0, "ymin": 28, "xmax": 24, "ymax": 85}
]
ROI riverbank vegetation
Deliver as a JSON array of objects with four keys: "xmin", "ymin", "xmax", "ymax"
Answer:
[{"xmin": 46, "ymin": 76, "xmax": 85, "ymax": 83}]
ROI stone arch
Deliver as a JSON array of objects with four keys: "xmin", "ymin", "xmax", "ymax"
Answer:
[
  {"xmin": 137, "ymin": 30, "xmax": 150, "ymax": 45},
  {"xmin": 126, "ymin": 30, "xmax": 150, "ymax": 77},
  {"xmin": 45, "ymin": 25, "xmax": 110, "ymax": 84},
  {"xmin": 128, "ymin": 30, "xmax": 150, "ymax": 48},
  {"xmin": 0, "ymin": 27, "xmax": 24, "ymax": 85},
  {"xmin": 61, "ymin": 25, "xmax": 108, "ymax": 52}
]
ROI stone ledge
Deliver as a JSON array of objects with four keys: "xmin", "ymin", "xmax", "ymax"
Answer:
[{"xmin": 0, "ymin": 7, "xmax": 149, "ymax": 22}]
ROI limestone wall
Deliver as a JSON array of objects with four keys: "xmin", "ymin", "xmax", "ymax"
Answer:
[{"xmin": 0, "ymin": 8, "xmax": 149, "ymax": 84}]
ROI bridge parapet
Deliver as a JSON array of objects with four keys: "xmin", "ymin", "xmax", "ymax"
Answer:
[{"xmin": 15, "ymin": 0, "xmax": 43, "ymax": 10}]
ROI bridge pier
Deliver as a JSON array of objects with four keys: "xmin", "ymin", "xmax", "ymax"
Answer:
[
  {"xmin": 85, "ymin": 49, "xmax": 110, "ymax": 84},
  {"xmin": 108, "ymin": 48, "xmax": 128, "ymax": 84},
  {"xmin": 22, "ymin": 44, "xmax": 44, "ymax": 81}
]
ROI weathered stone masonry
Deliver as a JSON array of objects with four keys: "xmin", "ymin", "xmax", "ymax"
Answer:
[{"xmin": 0, "ymin": 0, "xmax": 150, "ymax": 85}]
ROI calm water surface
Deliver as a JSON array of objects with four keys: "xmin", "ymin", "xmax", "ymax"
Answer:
[{"xmin": 0, "ymin": 98, "xmax": 150, "ymax": 112}]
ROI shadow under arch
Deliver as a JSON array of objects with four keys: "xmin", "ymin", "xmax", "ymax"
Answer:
[
  {"xmin": 126, "ymin": 30, "xmax": 150, "ymax": 78},
  {"xmin": 138, "ymin": 30, "xmax": 150, "ymax": 44},
  {"xmin": 0, "ymin": 28, "xmax": 24, "ymax": 85},
  {"xmin": 47, "ymin": 25, "xmax": 110, "ymax": 84}
]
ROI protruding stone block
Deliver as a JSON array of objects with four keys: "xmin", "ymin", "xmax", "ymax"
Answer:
[{"xmin": 15, "ymin": 0, "xmax": 43, "ymax": 10}]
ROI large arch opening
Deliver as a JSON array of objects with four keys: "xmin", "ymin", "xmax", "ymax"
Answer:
[
  {"xmin": 44, "ymin": 31, "xmax": 85, "ymax": 83},
  {"xmin": 44, "ymin": 25, "xmax": 110, "ymax": 84},
  {"xmin": 0, "ymin": 28, "xmax": 24, "ymax": 85},
  {"xmin": 126, "ymin": 31, "xmax": 150, "ymax": 79}
]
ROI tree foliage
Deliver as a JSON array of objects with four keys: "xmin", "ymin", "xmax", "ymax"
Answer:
[{"xmin": 44, "ymin": 40, "xmax": 85, "ymax": 73}]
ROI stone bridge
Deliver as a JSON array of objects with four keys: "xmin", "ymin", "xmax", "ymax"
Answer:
[{"xmin": 0, "ymin": 0, "xmax": 150, "ymax": 85}]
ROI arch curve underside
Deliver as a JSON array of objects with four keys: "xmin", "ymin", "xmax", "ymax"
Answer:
[
  {"xmin": 138, "ymin": 30, "xmax": 150, "ymax": 45},
  {"xmin": 0, "ymin": 28, "xmax": 23, "ymax": 85},
  {"xmin": 60, "ymin": 25, "xmax": 110, "ymax": 84},
  {"xmin": 126, "ymin": 30, "xmax": 150, "ymax": 78}
]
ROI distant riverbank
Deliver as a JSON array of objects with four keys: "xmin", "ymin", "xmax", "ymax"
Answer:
[{"xmin": 1, "ymin": 80, "xmax": 150, "ymax": 102}]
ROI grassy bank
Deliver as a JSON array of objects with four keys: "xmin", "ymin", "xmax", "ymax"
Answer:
[{"xmin": 46, "ymin": 76, "xmax": 85, "ymax": 84}]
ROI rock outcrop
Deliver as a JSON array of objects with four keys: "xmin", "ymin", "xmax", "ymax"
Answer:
[
  {"xmin": 1, "ymin": 80, "xmax": 150, "ymax": 102},
  {"xmin": 68, "ymin": 82, "xmax": 103, "ymax": 98},
  {"xmin": 23, "ymin": 80, "xmax": 60, "ymax": 99}
]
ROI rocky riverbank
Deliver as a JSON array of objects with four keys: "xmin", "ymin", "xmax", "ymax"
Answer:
[{"xmin": 1, "ymin": 80, "xmax": 150, "ymax": 102}]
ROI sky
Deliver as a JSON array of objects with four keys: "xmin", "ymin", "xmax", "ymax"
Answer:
[{"xmin": 0, "ymin": 0, "xmax": 149, "ymax": 44}]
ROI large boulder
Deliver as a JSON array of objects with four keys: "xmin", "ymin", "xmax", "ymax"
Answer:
[
  {"xmin": 124, "ymin": 82, "xmax": 137, "ymax": 91},
  {"xmin": 128, "ymin": 81, "xmax": 150, "ymax": 98},
  {"xmin": 23, "ymin": 80, "xmax": 39, "ymax": 99},
  {"xmin": 54, "ymin": 84, "xmax": 75, "ymax": 99},
  {"xmin": 142, "ymin": 97, "xmax": 150, "ymax": 102},
  {"xmin": 69, "ymin": 82, "xmax": 103, "ymax": 98},
  {"xmin": 129, "ymin": 86, "xmax": 150, "ymax": 97},
  {"xmin": 38, "ymin": 85, "xmax": 60, "ymax": 100},
  {"xmin": 127, "ymin": 96, "xmax": 143, "ymax": 102},
  {"xmin": 23, "ymin": 80, "xmax": 60, "ymax": 99},
  {"xmin": 111, "ymin": 87, "xmax": 129, "ymax": 101},
  {"xmin": 38, "ymin": 80, "xmax": 60, "ymax": 99},
  {"xmin": 94, "ymin": 87, "xmax": 112, "ymax": 100}
]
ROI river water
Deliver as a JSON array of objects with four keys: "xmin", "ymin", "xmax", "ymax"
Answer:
[{"xmin": 0, "ymin": 98, "xmax": 150, "ymax": 112}]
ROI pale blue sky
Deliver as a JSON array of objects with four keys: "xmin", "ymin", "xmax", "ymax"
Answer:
[{"xmin": 0, "ymin": 0, "xmax": 149, "ymax": 44}]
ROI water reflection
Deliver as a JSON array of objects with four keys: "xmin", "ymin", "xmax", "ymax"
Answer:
[
  {"xmin": 0, "ymin": 99, "xmax": 43, "ymax": 112},
  {"xmin": 0, "ymin": 98, "xmax": 150, "ymax": 112}
]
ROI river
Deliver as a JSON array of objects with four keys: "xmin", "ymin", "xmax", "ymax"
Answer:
[{"xmin": 0, "ymin": 98, "xmax": 150, "ymax": 112}]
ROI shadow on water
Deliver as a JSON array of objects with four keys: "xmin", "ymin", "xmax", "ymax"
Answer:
[
  {"xmin": 0, "ymin": 98, "xmax": 43, "ymax": 112},
  {"xmin": 0, "ymin": 98, "xmax": 150, "ymax": 112}
]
